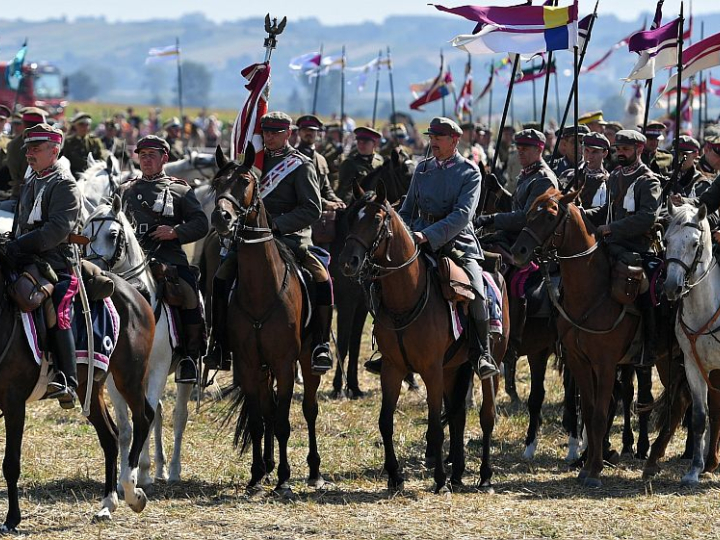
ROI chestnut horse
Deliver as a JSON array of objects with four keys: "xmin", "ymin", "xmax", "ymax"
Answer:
[
  {"xmin": 510, "ymin": 189, "xmax": 641, "ymax": 487},
  {"xmin": 0, "ymin": 246, "xmax": 155, "ymax": 531},
  {"xmin": 339, "ymin": 182, "xmax": 509, "ymax": 492},
  {"xmin": 211, "ymin": 146, "xmax": 324, "ymax": 495}
]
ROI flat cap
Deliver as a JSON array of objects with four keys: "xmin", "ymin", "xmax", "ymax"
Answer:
[
  {"xmin": 260, "ymin": 111, "xmax": 294, "ymax": 132},
  {"xmin": 704, "ymin": 134, "xmax": 720, "ymax": 153},
  {"xmin": 583, "ymin": 133, "xmax": 610, "ymax": 150},
  {"xmin": 641, "ymin": 121, "xmax": 666, "ymax": 140},
  {"xmin": 578, "ymin": 110, "xmax": 605, "ymax": 125},
  {"xmin": 135, "ymin": 134, "xmax": 170, "ymax": 155},
  {"xmin": 70, "ymin": 111, "xmax": 92, "ymax": 124},
  {"xmin": 675, "ymin": 135, "xmax": 701, "ymax": 153},
  {"xmin": 0, "ymin": 104, "xmax": 11, "ymax": 118},
  {"xmin": 354, "ymin": 126, "xmax": 382, "ymax": 141},
  {"xmin": 614, "ymin": 130, "xmax": 647, "ymax": 146},
  {"xmin": 460, "ymin": 121, "xmax": 477, "ymax": 131},
  {"xmin": 20, "ymin": 106, "xmax": 47, "ymax": 124},
  {"xmin": 389, "ymin": 123, "xmax": 408, "ymax": 138},
  {"xmin": 325, "ymin": 122, "xmax": 342, "ymax": 132},
  {"xmin": 475, "ymin": 123, "xmax": 490, "ymax": 133},
  {"xmin": 163, "ymin": 117, "xmax": 182, "ymax": 130},
  {"xmin": 296, "ymin": 114, "xmax": 323, "ymax": 130},
  {"xmin": 556, "ymin": 125, "xmax": 590, "ymax": 138},
  {"xmin": 23, "ymin": 123, "xmax": 64, "ymax": 146},
  {"xmin": 424, "ymin": 117, "xmax": 462, "ymax": 137},
  {"xmin": 604, "ymin": 121, "xmax": 624, "ymax": 133},
  {"xmin": 514, "ymin": 129, "xmax": 546, "ymax": 148}
]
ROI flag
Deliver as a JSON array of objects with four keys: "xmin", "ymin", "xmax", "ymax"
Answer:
[
  {"xmin": 455, "ymin": 62, "xmax": 473, "ymax": 119},
  {"xmin": 433, "ymin": 1, "xmax": 579, "ymax": 56},
  {"xmin": 347, "ymin": 57, "xmax": 391, "ymax": 91},
  {"xmin": 410, "ymin": 70, "xmax": 454, "ymax": 111},
  {"xmin": 308, "ymin": 55, "xmax": 344, "ymax": 79},
  {"xmin": 230, "ymin": 63, "xmax": 271, "ymax": 174},
  {"xmin": 478, "ymin": 70, "xmax": 494, "ymax": 99},
  {"xmin": 5, "ymin": 41, "xmax": 27, "ymax": 85},
  {"xmin": 581, "ymin": 27, "xmax": 640, "ymax": 75},
  {"xmin": 710, "ymin": 74, "xmax": 720, "ymax": 87},
  {"xmin": 577, "ymin": 14, "xmax": 593, "ymax": 51},
  {"xmin": 515, "ymin": 57, "xmax": 556, "ymax": 84},
  {"xmin": 623, "ymin": 82, "xmax": 645, "ymax": 129},
  {"xmin": 624, "ymin": 0, "xmax": 680, "ymax": 81},
  {"xmin": 288, "ymin": 52, "xmax": 321, "ymax": 75},
  {"xmin": 145, "ymin": 44, "xmax": 180, "ymax": 65},
  {"xmin": 662, "ymin": 32, "xmax": 720, "ymax": 96}
]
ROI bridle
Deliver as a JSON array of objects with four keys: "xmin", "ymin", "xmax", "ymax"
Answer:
[
  {"xmin": 84, "ymin": 215, "xmax": 127, "ymax": 270},
  {"xmin": 666, "ymin": 220, "xmax": 717, "ymax": 297},
  {"xmin": 345, "ymin": 200, "xmax": 420, "ymax": 282},
  {"xmin": 216, "ymin": 170, "xmax": 274, "ymax": 246}
]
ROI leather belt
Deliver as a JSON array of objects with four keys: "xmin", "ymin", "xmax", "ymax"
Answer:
[{"xmin": 419, "ymin": 210, "xmax": 447, "ymax": 224}]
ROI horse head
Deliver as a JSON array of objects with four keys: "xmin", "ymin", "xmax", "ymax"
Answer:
[
  {"xmin": 78, "ymin": 155, "xmax": 124, "ymax": 212},
  {"xmin": 664, "ymin": 202, "xmax": 710, "ymax": 301},
  {"xmin": 83, "ymin": 194, "xmax": 133, "ymax": 271},
  {"xmin": 210, "ymin": 145, "xmax": 259, "ymax": 238},
  {"xmin": 511, "ymin": 189, "xmax": 580, "ymax": 267}
]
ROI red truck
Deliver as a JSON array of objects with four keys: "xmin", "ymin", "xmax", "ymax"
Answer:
[{"xmin": 0, "ymin": 61, "xmax": 68, "ymax": 119}]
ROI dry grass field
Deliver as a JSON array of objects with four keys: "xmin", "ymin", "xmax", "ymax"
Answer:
[{"xmin": 3, "ymin": 329, "xmax": 720, "ymax": 540}]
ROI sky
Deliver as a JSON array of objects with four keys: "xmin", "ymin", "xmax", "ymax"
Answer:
[{"xmin": 0, "ymin": 0, "xmax": 715, "ymax": 25}]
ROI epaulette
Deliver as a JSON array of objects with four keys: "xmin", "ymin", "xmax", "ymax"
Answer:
[{"xmin": 165, "ymin": 175, "xmax": 191, "ymax": 187}]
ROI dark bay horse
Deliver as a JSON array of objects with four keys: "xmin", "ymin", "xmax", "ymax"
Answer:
[
  {"xmin": 339, "ymin": 182, "xmax": 509, "ymax": 492},
  {"xmin": 212, "ymin": 147, "xmax": 324, "ymax": 495},
  {"xmin": 0, "ymin": 251, "xmax": 155, "ymax": 531}
]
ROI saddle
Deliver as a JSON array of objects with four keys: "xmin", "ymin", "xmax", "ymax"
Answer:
[
  {"xmin": 438, "ymin": 256, "xmax": 475, "ymax": 304},
  {"xmin": 311, "ymin": 210, "xmax": 337, "ymax": 244},
  {"xmin": 149, "ymin": 261, "xmax": 186, "ymax": 307}
]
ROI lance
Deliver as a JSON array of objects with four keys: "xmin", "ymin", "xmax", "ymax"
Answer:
[
  {"xmin": 550, "ymin": 0, "xmax": 600, "ymax": 164},
  {"xmin": 673, "ymin": 2, "xmax": 685, "ymax": 169},
  {"xmin": 697, "ymin": 22, "xmax": 704, "ymax": 139},
  {"xmin": 540, "ymin": 0, "xmax": 558, "ymax": 131},
  {"xmin": 371, "ymin": 49, "xmax": 382, "ymax": 128},
  {"xmin": 554, "ymin": 68, "xmax": 561, "ymax": 122},
  {"xmin": 340, "ymin": 45, "xmax": 346, "ymax": 131},
  {"xmin": 573, "ymin": 43, "xmax": 579, "ymax": 189},
  {"xmin": 487, "ymin": 61, "xmax": 494, "ymax": 126},
  {"xmin": 531, "ymin": 57, "xmax": 538, "ymax": 121},
  {"xmin": 175, "ymin": 36, "xmax": 184, "ymax": 141},
  {"xmin": 387, "ymin": 46, "xmax": 397, "ymax": 123},
  {"xmin": 490, "ymin": 54, "xmax": 520, "ymax": 174},
  {"xmin": 440, "ymin": 50, "xmax": 447, "ymax": 117},
  {"xmin": 312, "ymin": 43, "xmax": 324, "ymax": 115}
]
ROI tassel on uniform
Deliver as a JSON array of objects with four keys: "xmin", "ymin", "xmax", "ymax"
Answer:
[
  {"xmin": 27, "ymin": 186, "xmax": 46, "ymax": 225},
  {"xmin": 152, "ymin": 187, "xmax": 174, "ymax": 217}
]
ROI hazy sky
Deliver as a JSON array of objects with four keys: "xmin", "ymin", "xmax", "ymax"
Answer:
[{"xmin": 0, "ymin": 0, "xmax": 714, "ymax": 25}]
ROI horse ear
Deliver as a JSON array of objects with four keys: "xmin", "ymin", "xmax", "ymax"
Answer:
[
  {"xmin": 376, "ymin": 180, "xmax": 388, "ymax": 203},
  {"xmin": 352, "ymin": 180, "xmax": 365, "ymax": 200},
  {"xmin": 243, "ymin": 144, "xmax": 256, "ymax": 170},
  {"xmin": 215, "ymin": 145, "xmax": 229, "ymax": 169},
  {"xmin": 112, "ymin": 193, "xmax": 122, "ymax": 215},
  {"xmin": 698, "ymin": 204, "xmax": 707, "ymax": 222},
  {"xmin": 87, "ymin": 152, "xmax": 97, "ymax": 168},
  {"xmin": 559, "ymin": 190, "xmax": 580, "ymax": 206}
]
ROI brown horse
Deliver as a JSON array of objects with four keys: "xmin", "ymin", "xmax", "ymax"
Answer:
[
  {"xmin": 212, "ymin": 146, "xmax": 324, "ymax": 495},
  {"xmin": 0, "ymin": 254, "xmax": 155, "ymax": 531},
  {"xmin": 510, "ymin": 189, "xmax": 641, "ymax": 487},
  {"xmin": 339, "ymin": 182, "xmax": 509, "ymax": 492}
]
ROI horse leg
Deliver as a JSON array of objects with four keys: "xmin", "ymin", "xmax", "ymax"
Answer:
[
  {"xmin": 346, "ymin": 305, "xmax": 368, "ymax": 398},
  {"xmin": 503, "ymin": 345, "xmax": 521, "ymax": 405},
  {"xmin": 702, "ymin": 388, "xmax": 720, "ymax": 474},
  {"xmin": 1, "ymin": 401, "xmax": 25, "ymax": 533},
  {"xmin": 118, "ymin": 388, "xmax": 154, "ymax": 513},
  {"xmin": 562, "ymin": 369, "xmax": 581, "ymax": 463},
  {"xmin": 379, "ymin": 362, "xmax": 406, "ymax": 492},
  {"xmin": 300, "ymin": 357, "xmax": 324, "ymax": 487},
  {"xmin": 682, "ymin": 359, "xmax": 708, "ymax": 486},
  {"xmin": 332, "ymin": 301, "xmax": 352, "ymax": 398},
  {"xmin": 479, "ymin": 373, "xmax": 497, "ymax": 489},
  {"xmin": 571, "ymin": 360, "xmax": 596, "ymax": 482},
  {"xmin": 619, "ymin": 365, "xmax": 635, "ymax": 457},
  {"xmin": 272, "ymin": 368, "xmax": 295, "ymax": 495},
  {"xmin": 523, "ymin": 351, "xmax": 548, "ymax": 460},
  {"xmin": 422, "ymin": 363, "xmax": 447, "ymax": 493},
  {"xmin": 636, "ymin": 366, "xmax": 653, "ymax": 460},
  {"xmin": 446, "ymin": 363, "xmax": 471, "ymax": 488},
  {"xmin": 244, "ymin": 388, "xmax": 268, "ymax": 490},
  {"xmin": 643, "ymin": 383, "xmax": 691, "ymax": 479},
  {"xmin": 105, "ymin": 376, "xmax": 132, "ymax": 495},
  {"xmin": 168, "ymin": 382, "xmax": 193, "ymax": 483},
  {"xmin": 585, "ymin": 365, "xmax": 616, "ymax": 487},
  {"xmin": 152, "ymin": 400, "xmax": 167, "ymax": 482}
]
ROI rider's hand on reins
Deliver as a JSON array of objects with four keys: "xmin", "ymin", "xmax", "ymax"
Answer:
[
  {"xmin": 149, "ymin": 225, "xmax": 178, "ymax": 242},
  {"xmin": 413, "ymin": 232, "xmax": 428, "ymax": 245}
]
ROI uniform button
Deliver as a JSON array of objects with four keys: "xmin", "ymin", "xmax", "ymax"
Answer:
[{"xmin": 138, "ymin": 194, "xmax": 142, "ymax": 200}]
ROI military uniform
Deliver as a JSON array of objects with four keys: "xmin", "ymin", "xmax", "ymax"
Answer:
[
  {"xmin": 643, "ymin": 148, "xmax": 673, "ymax": 177},
  {"xmin": 561, "ymin": 166, "xmax": 609, "ymax": 209},
  {"xmin": 5, "ymin": 108, "xmax": 49, "ymax": 202},
  {"xmin": 161, "ymin": 117, "xmax": 185, "ymax": 162},
  {"xmin": 166, "ymin": 137, "xmax": 184, "ymax": 162},
  {"xmin": 337, "ymin": 150, "xmax": 383, "ymax": 204},
  {"xmin": 674, "ymin": 165, "xmax": 711, "ymax": 198},
  {"xmin": 63, "ymin": 133, "xmax": 105, "ymax": 178},
  {"xmin": 298, "ymin": 142, "xmax": 342, "ymax": 207}
]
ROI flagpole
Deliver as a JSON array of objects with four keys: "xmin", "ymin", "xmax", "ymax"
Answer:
[
  {"xmin": 312, "ymin": 43, "xmax": 324, "ymax": 115},
  {"xmin": 371, "ymin": 49, "xmax": 382, "ymax": 128},
  {"xmin": 673, "ymin": 2, "xmax": 684, "ymax": 168},
  {"xmin": 697, "ymin": 22, "xmax": 704, "ymax": 138},
  {"xmin": 531, "ymin": 58, "xmax": 538, "ymax": 121},
  {"xmin": 642, "ymin": 78, "xmax": 654, "ymax": 133},
  {"xmin": 340, "ymin": 45, "xmax": 346, "ymax": 129},
  {"xmin": 387, "ymin": 46, "xmax": 397, "ymax": 123},
  {"xmin": 573, "ymin": 44, "xmax": 579, "ymax": 189},
  {"xmin": 490, "ymin": 54, "xmax": 520, "ymax": 173},
  {"xmin": 551, "ymin": 0, "xmax": 599, "ymax": 163},
  {"xmin": 553, "ymin": 69, "xmax": 560, "ymax": 122},
  {"xmin": 176, "ymin": 36, "xmax": 184, "ymax": 138},
  {"xmin": 12, "ymin": 38, "xmax": 28, "ymax": 113},
  {"xmin": 488, "ymin": 61, "xmax": 494, "ymax": 126},
  {"xmin": 540, "ymin": 53, "xmax": 554, "ymax": 131},
  {"xmin": 466, "ymin": 52, "xmax": 472, "ymax": 122}
]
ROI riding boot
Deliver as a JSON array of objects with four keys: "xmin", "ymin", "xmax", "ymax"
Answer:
[
  {"xmin": 364, "ymin": 355, "xmax": 383, "ymax": 375},
  {"xmin": 204, "ymin": 278, "xmax": 231, "ymax": 371},
  {"xmin": 311, "ymin": 305, "xmax": 333, "ymax": 375},
  {"xmin": 468, "ymin": 316, "xmax": 500, "ymax": 381},
  {"xmin": 176, "ymin": 323, "xmax": 203, "ymax": 384},
  {"xmin": 47, "ymin": 328, "xmax": 78, "ymax": 410},
  {"xmin": 508, "ymin": 296, "xmax": 527, "ymax": 348},
  {"xmin": 636, "ymin": 295, "xmax": 658, "ymax": 367}
]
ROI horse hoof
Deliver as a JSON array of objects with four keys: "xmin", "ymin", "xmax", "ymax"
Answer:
[
  {"xmin": 0, "ymin": 524, "xmax": 18, "ymax": 534},
  {"xmin": 348, "ymin": 388, "xmax": 365, "ymax": 399},
  {"xmin": 635, "ymin": 451, "xmax": 648, "ymax": 461},
  {"xmin": 523, "ymin": 442, "xmax": 537, "ymax": 461},
  {"xmin": 93, "ymin": 507, "xmax": 113, "ymax": 523},
  {"xmin": 577, "ymin": 469, "xmax": 589, "ymax": 481},
  {"xmin": 477, "ymin": 479, "xmax": 494, "ymax": 493},
  {"xmin": 273, "ymin": 484, "xmax": 296, "ymax": 500},
  {"xmin": 435, "ymin": 483, "xmax": 451, "ymax": 495},
  {"xmin": 128, "ymin": 489, "xmax": 148, "ymax": 513},
  {"xmin": 681, "ymin": 475, "xmax": 700, "ymax": 487},
  {"xmin": 330, "ymin": 388, "xmax": 343, "ymax": 400},
  {"xmin": 642, "ymin": 465, "xmax": 660, "ymax": 480},
  {"xmin": 246, "ymin": 484, "xmax": 265, "ymax": 499},
  {"xmin": 308, "ymin": 475, "xmax": 326, "ymax": 489},
  {"xmin": 604, "ymin": 450, "xmax": 620, "ymax": 467},
  {"xmin": 621, "ymin": 446, "xmax": 634, "ymax": 458},
  {"xmin": 583, "ymin": 477, "xmax": 602, "ymax": 489},
  {"xmin": 388, "ymin": 479, "xmax": 404, "ymax": 494}
]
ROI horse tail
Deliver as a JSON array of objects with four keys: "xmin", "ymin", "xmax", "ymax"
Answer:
[
  {"xmin": 220, "ymin": 384, "xmax": 253, "ymax": 454},
  {"xmin": 647, "ymin": 367, "xmax": 689, "ymax": 432}
]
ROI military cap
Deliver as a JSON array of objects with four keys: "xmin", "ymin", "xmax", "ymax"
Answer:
[
  {"xmin": 0, "ymin": 104, "xmax": 11, "ymax": 119},
  {"xmin": 424, "ymin": 117, "xmax": 463, "ymax": 137},
  {"xmin": 704, "ymin": 134, "xmax": 720, "ymax": 154},
  {"xmin": 70, "ymin": 111, "xmax": 92, "ymax": 125},
  {"xmin": 556, "ymin": 125, "xmax": 590, "ymax": 139},
  {"xmin": 514, "ymin": 129, "xmax": 546, "ymax": 148},
  {"xmin": 460, "ymin": 121, "xmax": 477, "ymax": 132},
  {"xmin": 523, "ymin": 122, "xmax": 542, "ymax": 131},
  {"xmin": 675, "ymin": 135, "xmax": 701, "ymax": 153},
  {"xmin": 163, "ymin": 117, "xmax": 182, "ymax": 130},
  {"xmin": 11, "ymin": 112, "xmax": 22, "ymax": 124},
  {"xmin": 578, "ymin": 110, "xmax": 605, "ymax": 125},
  {"xmin": 296, "ymin": 114, "xmax": 323, "ymax": 130},
  {"xmin": 23, "ymin": 123, "xmax": 64, "ymax": 146},
  {"xmin": 20, "ymin": 106, "xmax": 47, "ymax": 124},
  {"xmin": 641, "ymin": 121, "xmax": 666, "ymax": 140},
  {"xmin": 389, "ymin": 123, "xmax": 408, "ymax": 138},
  {"xmin": 354, "ymin": 126, "xmax": 382, "ymax": 141},
  {"xmin": 614, "ymin": 130, "xmax": 647, "ymax": 146},
  {"xmin": 604, "ymin": 121, "xmax": 624, "ymax": 133},
  {"xmin": 135, "ymin": 134, "xmax": 170, "ymax": 155},
  {"xmin": 583, "ymin": 133, "xmax": 610, "ymax": 150},
  {"xmin": 475, "ymin": 123, "xmax": 490, "ymax": 134},
  {"xmin": 325, "ymin": 122, "xmax": 342, "ymax": 132},
  {"xmin": 260, "ymin": 111, "xmax": 294, "ymax": 132}
]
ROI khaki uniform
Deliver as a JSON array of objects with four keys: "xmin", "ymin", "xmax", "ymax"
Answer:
[
  {"xmin": 319, "ymin": 140, "xmax": 344, "ymax": 192},
  {"xmin": 5, "ymin": 135, "xmax": 29, "ymax": 199},
  {"xmin": 298, "ymin": 142, "xmax": 342, "ymax": 206},
  {"xmin": 337, "ymin": 151, "xmax": 383, "ymax": 204},
  {"xmin": 560, "ymin": 165, "xmax": 610, "ymax": 209},
  {"xmin": 165, "ymin": 136, "xmax": 184, "ymax": 162},
  {"xmin": 642, "ymin": 149, "xmax": 673, "ymax": 178},
  {"xmin": 63, "ymin": 134, "xmax": 105, "ymax": 178}
]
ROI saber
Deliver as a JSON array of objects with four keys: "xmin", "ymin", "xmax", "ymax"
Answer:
[{"xmin": 69, "ymin": 239, "xmax": 95, "ymax": 417}]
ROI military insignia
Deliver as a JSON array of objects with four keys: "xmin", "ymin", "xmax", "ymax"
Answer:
[{"xmin": 137, "ymin": 194, "xmax": 142, "ymax": 200}]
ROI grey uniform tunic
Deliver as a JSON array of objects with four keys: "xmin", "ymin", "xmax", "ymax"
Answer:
[
  {"xmin": 560, "ymin": 166, "xmax": 610, "ymax": 209},
  {"xmin": 12, "ymin": 162, "xmax": 81, "ymax": 271}
]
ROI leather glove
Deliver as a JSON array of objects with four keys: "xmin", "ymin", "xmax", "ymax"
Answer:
[{"xmin": 474, "ymin": 214, "xmax": 496, "ymax": 228}]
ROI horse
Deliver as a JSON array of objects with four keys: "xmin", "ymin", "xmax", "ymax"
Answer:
[
  {"xmin": 77, "ymin": 154, "xmax": 127, "ymax": 213},
  {"xmin": 0, "ymin": 244, "xmax": 156, "ymax": 531},
  {"xmin": 83, "ymin": 195, "xmax": 194, "ymax": 488},
  {"xmin": 510, "ymin": 189, "xmax": 644, "ymax": 487},
  {"xmin": 663, "ymin": 202, "xmax": 720, "ymax": 485},
  {"xmin": 212, "ymin": 145, "xmax": 324, "ymax": 494},
  {"xmin": 339, "ymin": 181, "xmax": 509, "ymax": 492},
  {"xmin": 164, "ymin": 151, "xmax": 219, "ymax": 184}
]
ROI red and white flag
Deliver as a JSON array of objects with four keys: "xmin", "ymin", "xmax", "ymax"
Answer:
[
  {"xmin": 231, "ymin": 63, "xmax": 271, "ymax": 174},
  {"xmin": 455, "ymin": 68, "xmax": 473, "ymax": 121}
]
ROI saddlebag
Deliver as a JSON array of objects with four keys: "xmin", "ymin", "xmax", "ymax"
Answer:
[
  {"xmin": 610, "ymin": 260, "xmax": 644, "ymax": 305},
  {"xmin": 438, "ymin": 256, "xmax": 476, "ymax": 304},
  {"xmin": 9, "ymin": 263, "xmax": 56, "ymax": 313},
  {"xmin": 150, "ymin": 261, "xmax": 184, "ymax": 307}
]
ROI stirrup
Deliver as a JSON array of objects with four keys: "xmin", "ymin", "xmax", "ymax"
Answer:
[
  {"xmin": 175, "ymin": 357, "xmax": 198, "ymax": 384},
  {"xmin": 364, "ymin": 357, "xmax": 382, "ymax": 375},
  {"xmin": 204, "ymin": 345, "xmax": 232, "ymax": 371},
  {"xmin": 311, "ymin": 344, "xmax": 333, "ymax": 375},
  {"xmin": 472, "ymin": 356, "xmax": 500, "ymax": 381}
]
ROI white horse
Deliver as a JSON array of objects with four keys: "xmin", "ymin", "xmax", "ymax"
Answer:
[
  {"xmin": 665, "ymin": 203, "xmax": 720, "ymax": 485},
  {"xmin": 163, "ymin": 151, "xmax": 218, "ymax": 184},
  {"xmin": 84, "ymin": 195, "xmax": 193, "ymax": 487},
  {"xmin": 77, "ymin": 154, "xmax": 131, "ymax": 213}
]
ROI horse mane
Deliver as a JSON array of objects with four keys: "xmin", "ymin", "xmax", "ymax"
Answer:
[
  {"xmin": 667, "ymin": 203, "xmax": 703, "ymax": 235},
  {"xmin": 210, "ymin": 160, "xmax": 256, "ymax": 194}
]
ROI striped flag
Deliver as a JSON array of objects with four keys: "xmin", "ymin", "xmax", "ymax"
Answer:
[
  {"xmin": 410, "ymin": 70, "xmax": 454, "ymax": 111},
  {"xmin": 145, "ymin": 44, "xmax": 180, "ymax": 64},
  {"xmin": 455, "ymin": 62, "xmax": 473, "ymax": 120},
  {"xmin": 230, "ymin": 63, "xmax": 271, "ymax": 175},
  {"xmin": 661, "ymin": 32, "xmax": 720, "ymax": 97},
  {"xmin": 624, "ymin": 1, "xmax": 680, "ymax": 81}
]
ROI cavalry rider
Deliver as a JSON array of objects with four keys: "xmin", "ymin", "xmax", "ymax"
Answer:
[
  {"xmin": 161, "ymin": 117, "xmax": 185, "ymax": 162},
  {"xmin": 120, "ymin": 135, "xmax": 209, "ymax": 383},
  {"xmin": 641, "ymin": 121, "xmax": 673, "ymax": 177},
  {"xmin": 337, "ymin": 126, "xmax": 384, "ymax": 204},
  {"xmin": 672, "ymin": 134, "xmax": 720, "ymax": 232},
  {"xmin": 584, "ymin": 130, "xmax": 662, "ymax": 366},
  {"xmin": 551, "ymin": 125, "xmax": 589, "ymax": 177},
  {"xmin": 578, "ymin": 110, "xmax": 607, "ymax": 134},
  {"xmin": 399, "ymin": 116, "xmax": 500, "ymax": 380},
  {"xmin": 560, "ymin": 132, "xmax": 611, "ymax": 209},
  {"xmin": 63, "ymin": 111, "xmax": 105, "ymax": 179},
  {"xmin": 6, "ymin": 124, "xmax": 82, "ymax": 408},
  {"xmin": 4, "ymin": 107, "xmax": 47, "ymax": 211},
  {"xmin": 206, "ymin": 111, "xmax": 334, "ymax": 375},
  {"xmin": 668, "ymin": 135, "xmax": 711, "ymax": 198}
]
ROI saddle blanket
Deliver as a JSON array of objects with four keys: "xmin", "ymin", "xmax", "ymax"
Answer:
[
  {"xmin": 22, "ymin": 297, "xmax": 120, "ymax": 374},
  {"xmin": 161, "ymin": 302, "xmax": 182, "ymax": 349},
  {"xmin": 449, "ymin": 272, "xmax": 504, "ymax": 340}
]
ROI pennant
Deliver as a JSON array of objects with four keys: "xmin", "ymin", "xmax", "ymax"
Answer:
[
  {"xmin": 145, "ymin": 44, "xmax": 180, "ymax": 65},
  {"xmin": 230, "ymin": 63, "xmax": 271, "ymax": 175}
]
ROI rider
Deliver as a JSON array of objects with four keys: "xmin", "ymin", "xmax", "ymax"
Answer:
[
  {"xmin": 551, "ymin": 125, "xmax": 589, "ymax": 178},
  {"xmin": 6, "ymin": 124, "xmax": 82, "ymax": 408},
  {"xmin": 161, "ymin": 117, "xmax": 185, "ymax": 162},
  {"xmin": 120, "ymin": 135, "xmax": 209, "ymax": 384},
  {"xmin": 584, "ymin": 130, "xmax": 662, "ymax": 366},
  {"xmin": 337, "ymin": 127, "xmax": 384, "ymax": 204},
  {"xmin": 672, "ymin": 134, "xmax": 720, "ymax": 232},
  {"xmin": 641, "ymin": 121, "xmax": 673, "ymax": 178},
  {"xmin": 63, "ymin": 112, "xmax": 106, "ymax": 179},
  {"xmin": 668, "ymin": 135, "xmax": 711, "ymax": 198},
  {"xmin": 398, "ymin": 116, "xmax": 500, "ymax": 380},
  {"xmin": 4, "ymin": 107, "xmax": 48, "ymax": 211},
  {"xmin": 560, "ymin": 132, "xmax": 611, "ymax": 209},
  {"xmin": 206, "ymin": 111, "xmax": 334, "ymax": 375}
]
